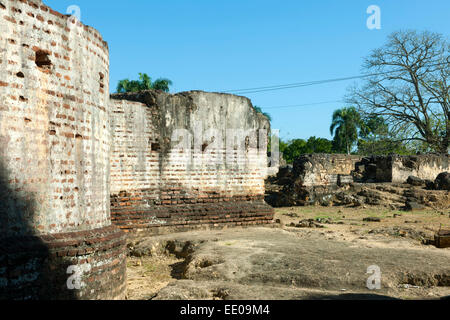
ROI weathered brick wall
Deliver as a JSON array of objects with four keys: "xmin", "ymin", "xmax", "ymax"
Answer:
[
  {"xmin": 109, "ymin": 91, "xmax": 274, "ymax": 232},
  {"xmin": 293, "ymin": 154, "xmax": 363, "ymax": 186},
  {"xmin": 0, "ymin": 0, "xmax": 126, "ymax": 300}
]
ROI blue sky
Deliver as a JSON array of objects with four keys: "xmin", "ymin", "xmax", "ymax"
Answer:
[{"xmin": 44, "ymin": 0, "xmax": 450, "ymax": 141}]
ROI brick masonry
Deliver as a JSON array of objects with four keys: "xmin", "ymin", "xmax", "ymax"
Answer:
[
  {"xmin": 0, "ymin": 225, "xmax": 127, "ymax": 300},
  {"xmin": 0, "ymin": 0, "xmax": 126, "ymax": 299},
  {"xmin": 109, "ymin": 91, "xmax": 274, "ymax": 233},
  {"xmin": 0, "ymin": 0, "xmax": 275, "ymax": 300}
]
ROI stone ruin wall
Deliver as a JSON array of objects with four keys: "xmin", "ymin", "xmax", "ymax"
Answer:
[
  {"xmin": 293, "ymin": 154, "xmax": 363, "ymax": 186},
  {"xmin": 109, "ymin": 91, "xmax": 274, "ymax": 234},
  {"xmin": 0, "ymin": 0, "xmax": 126, "ymax": 299},
  {"xmin": 375, "ymin": 154, "xmax": 450, "ymax": 183},
  {"xmin": 292, "ymin": 154, "xmax": 449, "ymax": 187},
  {"xmin": 267, "ymin": 153, "xmax": 449, "ymax": 208}
]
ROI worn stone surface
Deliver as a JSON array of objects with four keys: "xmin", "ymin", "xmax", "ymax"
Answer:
[
  {"xmin": 109, "ymin": 91, "xmax": 273, "ymax": 233},
  {"xmin": 0, "ymin": 0, "xmax": 126, "ymax": 300},
  {"xmin": 127, "ymin": 227, "xmax": 450, "ymax": 300},
  {"xmin": 407, "ymin": 176, "xmax": 425, "ymax": 186}
]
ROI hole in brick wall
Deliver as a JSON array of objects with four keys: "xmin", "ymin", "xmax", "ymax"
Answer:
[
  {"xmin": 151, "ymin": 143, "xmax": 161, "ymax": 152},
  {"xmin": 202, "ymin": 142, "xmax": 209, "ymax": 152},
  {"xmin": 16, "ymin": 72, "xmax": 24, "ymax": 78},
  {"xmin": 35, "ymin": 50, "xmax": 52, "ymax": 70},
  {"xmin": 99, "ymin": 72, "xmax": 104, "ymax": 90},
  {"xmin": 75, "ymin": 134, "xmax": 82, "ymax": 139},
  {"xmin": 0, "ymin": 3, "xmax": 5, "ymax": 10},
  {"xmin": 245, "ymin": 136, "xmax": 250, "ymax": 151}
]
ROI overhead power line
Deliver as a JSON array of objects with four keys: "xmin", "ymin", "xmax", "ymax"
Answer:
[
  {"xmin": 262, "ymin": 100, "xmax": 343, "ymax": 110},
  {"xmin": 222, "ymin": 61, "xmax": 448, "ymax": 95}
]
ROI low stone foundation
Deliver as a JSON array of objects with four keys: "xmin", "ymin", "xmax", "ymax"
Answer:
[
  {"xmin": 0, "ymin": 225, "xmax": 127, "ymax": 300},
  {"xmin": 111, "ymin": 195, "xmax": 274, "ymax": 234}
]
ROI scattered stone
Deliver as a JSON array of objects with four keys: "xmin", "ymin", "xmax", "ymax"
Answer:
[
  {"xmin": 389, "ymin": 204, "xmax": 398, "ymax": 210},
  {"xmin": 425, "ymin": 180, "xmax": 435, "ymax": 190},
  {"xmin": 369, "ymin": 227, "xmax": 427, "ymax": 241},
  {"xmin": 405, "ymin": 201, "xmax": 425, "ymax": 211},
  {"xmin": 283, "ymin": 212, "xmax": 299, "ymax": 218},
  {"xmin": 363, "ymin": 217, "xmax": 381, "ymax": 222},
  {"xmin": 434, "ymin": 230, "xmax": 450, "ymax": 248},
  {"xmin": 400, "ymin": 284, "xmax": 420, "ymax": 289},
  {"xmin": 434, "ymin": 172, "xmax": 450, "ymax": 191},
  {"xmin": 421, "ymin": 238, "xmax": 435, "ymax": 246},
  {"xmin": 315, "ymin": 217, "xmax": 333, "ymax": 224},
  {"xmin": 407, "ymin": 176, "xmax": 424, "ymax": 186},
  {"xmin": 295, "ymin": 219, "xmax": 325, "ymax": 228}
]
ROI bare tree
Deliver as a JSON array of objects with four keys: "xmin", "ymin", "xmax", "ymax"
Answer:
[{"xmin": 347, "ymin": 30, "xmax": 449, "ymax": 153}]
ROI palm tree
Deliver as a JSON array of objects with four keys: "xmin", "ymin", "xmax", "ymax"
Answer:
[
  {"xmin": 116, "ymin": 73, "xmax": 173, "ymax": 93},
  {"xmin": 330, "ymin": 107, "xmax": 361, "ymax": 154},
  {"xmin": 151, "ymin": 78, "xmax": 173, "ymax": 92}
]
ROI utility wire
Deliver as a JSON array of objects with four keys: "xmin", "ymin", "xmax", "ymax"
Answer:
[
  {"xmin": 222, "ymin": 61, "xmax": 448, "ymax": 95},
  {"xmin": 263, "ymin": 100, "xmax": 343, "ymax": 109}
]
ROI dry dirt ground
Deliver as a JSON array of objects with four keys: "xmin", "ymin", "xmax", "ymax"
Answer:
[{"xmin": 126, "ymin": 207, "xmax": 450, "ymax": 300}]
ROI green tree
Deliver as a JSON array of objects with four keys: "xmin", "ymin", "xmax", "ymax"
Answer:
[
  {"xmin": 116, "ymin": 73, "xmax": 173, "ymax": 93},
  {"xmin": 357, "ymin": 115, "xmax": 400, "ymax": 154},
  {"xmin": 283, "ymin": 139, "xmax": 307, "ymax": 163},
  {"xmin": 305, "ymin": 136, "xmax": 333, "ymax": 154},
  {"xmin": 347, "ymin": 30, "xmax": 450, "ymax": 153},
  {"xmin": 253, "ymin": 105, "xmax": 272, "ymax": 121},
  {"xmin": 330, "ymin": 107, "xmax": 362, "ymax": 154}
]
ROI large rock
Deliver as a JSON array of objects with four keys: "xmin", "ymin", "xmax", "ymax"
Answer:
[
  {"xmin": 407, "ymin": 176, "xmax": 424, "ymax": 186},
  {"xmin": 434, "ymin": 172, "xmax": 450, "ymax": 191}
]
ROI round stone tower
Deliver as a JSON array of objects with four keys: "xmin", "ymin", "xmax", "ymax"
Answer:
[{"xmin": 0, "ymin": 0, "xmax": 126, "ymax": 299}]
